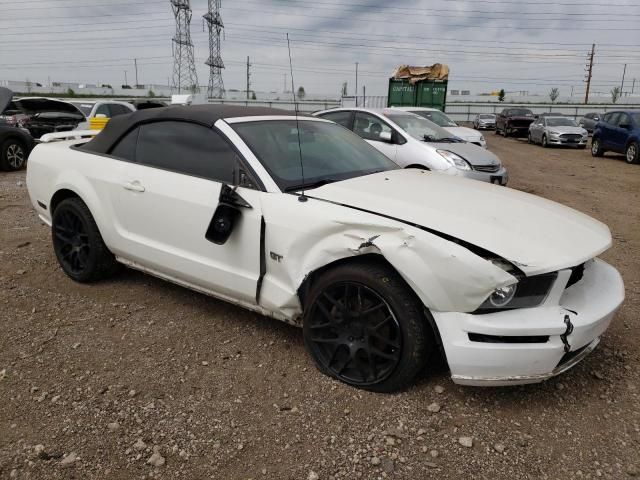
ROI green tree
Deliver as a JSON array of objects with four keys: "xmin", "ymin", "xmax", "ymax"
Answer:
[
  {"xmin": 148, "ymin": 89, "xmax": 156, "ymax": 98},
  {"xmin": 297, "ymin": 86, "xmax": 306, "ymax": 100},
  {"xmin": 549, "ymin": 88, "xmax": 559, "ymax": 103},
  {"xmin": 611, "ymin": 86, "xmax": 621, "ymax": 103},
  {"xmin": 498, "ymin": 89, "xmax": 505, "ymax": 102},
  {"xmin": 66, "ymin": 88, "xmax": 75, "ymax": 97},
  {"xmin": 251, "ymin": 91, "xmax": 257, "ymax": 100}
]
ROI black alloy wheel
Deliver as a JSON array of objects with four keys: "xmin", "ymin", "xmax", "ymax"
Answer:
[
  {"xmin": 52, "ymin": 197, "xmax": 120, "ymax": 282},
  {"xmin": 306, "ymin": 282, "xmax": 402, "ymax": 386},
  {"xmin": 303, "ymin": 261, "xmax": 432, "ymax": 392},
  {"xmin": 53, "ymin": 207, "xmax": 91, "ymax": 276},
  {"xmin": 0, "ymin": 139, "xmax": 27, "ymax": 171}
]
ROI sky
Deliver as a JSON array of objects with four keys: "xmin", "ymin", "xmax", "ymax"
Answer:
[{"xmin": 2, "ymin": 0, "xmax": 639, "ymax": 98}]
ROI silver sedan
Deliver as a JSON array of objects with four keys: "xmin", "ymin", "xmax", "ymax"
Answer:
[{"xmin": 528, "ymin": 116, "xmax": 588, "ymax": 148}]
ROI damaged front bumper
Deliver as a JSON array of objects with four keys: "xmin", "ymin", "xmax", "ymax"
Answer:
[{"xmin": 432, "ymin": 258, "xmax": 624, "ymax": 386}]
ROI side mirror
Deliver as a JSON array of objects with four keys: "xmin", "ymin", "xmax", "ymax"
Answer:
[
  {"xmin": 379, "ymin": 131, "xmax": 392, "ymax": 142},
  {"xmin": 205, "ymin": 185, "xmax": 252, "ymax": 245}
]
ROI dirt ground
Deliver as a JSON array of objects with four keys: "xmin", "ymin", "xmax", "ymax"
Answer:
[{"xmin": 1, "ymin": 134, "xmax": 639, "ymax": 480}]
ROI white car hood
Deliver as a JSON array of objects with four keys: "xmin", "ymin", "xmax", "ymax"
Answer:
[
  {"xmin": 444, "ymin": 126, "xmax": 482, "ymax": 141},
  {"xmin": 309, "ymin": 169, "xmax": 611, "ymax": 276}
]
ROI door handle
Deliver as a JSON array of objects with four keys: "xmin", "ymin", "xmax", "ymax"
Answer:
[{"xmin": 123, "ymin": 181, "xmax": 145, "ymax": 193}]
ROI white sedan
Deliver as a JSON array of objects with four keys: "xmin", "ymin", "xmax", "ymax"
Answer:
[
  {"xmin": 393, "ymin": 106, "xmax": 487, "ymax": 148},
  {"xmin": 27, "ymin": 105, "xmax": 624, "ymax": 391}
]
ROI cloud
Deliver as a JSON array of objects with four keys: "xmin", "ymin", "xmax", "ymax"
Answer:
[{"xmin": 0, "ymin": 0, "xmax": 636, "ymax": 97}]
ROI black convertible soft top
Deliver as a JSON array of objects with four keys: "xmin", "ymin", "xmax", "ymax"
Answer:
[{"xmin": 82, "ymin": 104, "xmax": 299, "ymax": 154}]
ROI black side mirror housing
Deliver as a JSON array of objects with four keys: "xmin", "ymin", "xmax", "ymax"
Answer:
[{"xmin": 205, "ymin": 184, "xmax": 252, "ymax": 245}]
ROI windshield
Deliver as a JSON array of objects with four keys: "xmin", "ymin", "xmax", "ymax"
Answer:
[
  {"xmin": 508, "ymin": 109, "xmax": 534, "ymax": 117},
  {"xmin": 232, "ymin": 120, "xmax": 398, "ymax": 191},
  {"xmin": 384, "ymin": 113, "xmax": 460, "ymax": 142},
  {"xmin": 479, "ymin": 114, "xmax": 495, "ymax": 119},
  {"xmin": 411, "ymin": 109, "xmax": 457, "ymax": 127},
  {"xmin": 70, "ymin": 102, "xmax": 93, "ymax": 116},
  {"xmin": 546, "ymin": 117, "xmax": 577, "ymax": 127}
]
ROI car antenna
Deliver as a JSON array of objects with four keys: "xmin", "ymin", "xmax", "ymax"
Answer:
[{"xmin": 287, "ymin": 33, "xmax": 307, "ymax": 203}]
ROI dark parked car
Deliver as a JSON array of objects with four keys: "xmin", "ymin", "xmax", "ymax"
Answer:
[
  {"xmin": 0, "ymin": 88, "xmax": 35, "ymax": 171},
  {"xmin": 495, "ymin": 108, "xmax": 535, "ymax": 137},
  {"xmin": 578, "ymin": 112, "xmax": 602, "ymax": 133},
  {"xmin": 0, "ymin": 88, "xmax": 84, "ymax": 140},
  {"xmin": 591, "ymin": 110, "xmax": 640, "ymax": 164}
]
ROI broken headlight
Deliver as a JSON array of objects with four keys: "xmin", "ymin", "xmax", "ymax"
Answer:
[{"xmin": 476, "ymin": 272, "xmax": 558, "ymax": 313}]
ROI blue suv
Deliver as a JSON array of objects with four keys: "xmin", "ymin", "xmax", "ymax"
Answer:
[{"xmin": 591, "ymin": 110, "xmax": 640, "ymax": 164}]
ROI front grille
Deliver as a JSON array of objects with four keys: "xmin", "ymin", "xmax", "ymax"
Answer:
[
  {"xmin": 560, "ymin": 134, "xmax": 582, "ymax": 141},
  {"xmin": 473, "ymin": 164, "xmax": 500, "ymax": 173}
]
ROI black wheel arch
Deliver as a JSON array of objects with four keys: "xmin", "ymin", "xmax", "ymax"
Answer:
[{"xmin": 50, "ymin": 189, "xmax": 81, "ymax": 214}]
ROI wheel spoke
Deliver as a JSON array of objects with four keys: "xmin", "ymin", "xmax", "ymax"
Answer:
[
  {"xmin": 369, "ymin": 331, "xmax": 400, "ymax": 349},
  {"xmin": 362, "ymin": 302, "xmax": 386, "ymax": 316},
  {"xmin": 369, "ymin": 346, "xmax": 397, "ymax": 362},
  {"xmin": 371, "ymin": 315, "xmax": 393, "ymax": 331}
]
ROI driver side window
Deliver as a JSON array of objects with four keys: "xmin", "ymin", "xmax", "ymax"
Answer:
[{"xmin": 353, "ymin": 112, "xmax": 393, "ymax": 142}]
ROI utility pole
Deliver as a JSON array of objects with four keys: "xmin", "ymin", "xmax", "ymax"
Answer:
[
  {"xmin": 632, "ymin": 78, "xmax": 636, "ymax": 95},
  {"xmin": 570, "ymin": 85, "xmax": 574, "ymax": 97},
  {"xmin": 584, "ymin": 44, "xmax": 595, "ymax": 104},
  {"xmin": 124, "ymin": 70, "xmax": 128, "ymax": 87},
  {"xmin": 363, "ymin": 85, "xmax": 366, "ymax": 107},
  {"xmin": 283, "ymin": 74, "xmax": 287, "ymax": 93},
  {"xmin": 620, "ymin": 63, "xmax": 627, "ymax": 96},
  {"xmin": 246, "ymin": 56, "xmax": 251, "ymax": 100},
  {"xmin": 355, "ymin": 62, "xmax": 359, "ymax": 107},
  {"xmin": 134, "ymin": 58, "xmax": 139, "ymax": 87}
]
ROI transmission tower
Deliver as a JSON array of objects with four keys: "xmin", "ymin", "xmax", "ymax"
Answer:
[
  {"xmin": 204, "ymin": 0, "xmax": 225, "ymax": 98},
  {"xmin": 171, "ymin": 0, "xmax": 199, "ymax": 94}
]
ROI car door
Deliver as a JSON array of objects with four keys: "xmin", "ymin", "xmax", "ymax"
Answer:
[
  {"xmin": 612, "ymin": 113, "xmax": 632, "ymax": 152},
  {"xmin": 352, "ymin": 111, "xmax": 398, "ymax": 161},
  {"xmin": 599, "ymin": 113, "xmax": 620, "ymax": 150},
  {"xmin": 109, "ymin": 120, "xmax": 264, "ymax": 304}
]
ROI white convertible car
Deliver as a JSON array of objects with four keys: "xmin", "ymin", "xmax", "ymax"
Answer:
[{"xmin": 26, "ymin": 105, "xmax": 624, "ymax": 391}]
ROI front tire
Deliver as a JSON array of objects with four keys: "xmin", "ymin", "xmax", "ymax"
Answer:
[
  {"xmin": 52, "ymin": 197, "xmax": 120, "ymax": 282},
  {"xmin": 0, "ymin": 138, "xmax": 27, "ymax": 171},
  {"xmin": 303, "ymin": 260, "xmax": 433, "ymax": 392},
  {"xmin": 542, "ymin": 134, "xmax": 549, "ymax": 148},
  {"xmin": 625, "ymin": 142, "xmax": 639, "ymax": 164},
  {"xmin": 591, "ymin": 137, "xmax": 604, "ymax": 157}
]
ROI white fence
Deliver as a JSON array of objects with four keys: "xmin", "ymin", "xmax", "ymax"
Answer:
[
  {"xmin": 204, "ymin": 98, "xmax": 341, "ymax": 113},
  {"xmin": 340, "ymin": 96, "xmax": 640, "ymax": 122}
]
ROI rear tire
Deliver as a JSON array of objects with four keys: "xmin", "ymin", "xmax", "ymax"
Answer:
[
  {"xmin": 303, "ymin": 259, "xmax": 433, "ymax": 392},
  {"xmin": 625, "ymin": 142, "xmax": 639, "ymax": 164},
  {"xmin": 52, "ymin": 197, "xmax": 120, "ymax": 282},
  {"xmin": 591, "ymin": 137, "xmax": 604, "ymax": 157},
  {"xmin": 0, "ymin": 138, "xmax": 27, "ymax": 171}
]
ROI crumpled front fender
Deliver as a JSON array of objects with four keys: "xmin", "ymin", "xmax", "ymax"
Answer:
[{"xmin": 258, "ymin": 194, "xmax": 515, "ymax": 323}]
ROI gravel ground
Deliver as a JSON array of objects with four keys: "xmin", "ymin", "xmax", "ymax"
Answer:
[{"xmin": 1, "ymin": 134, "xmax": 639, "ymax": 479}]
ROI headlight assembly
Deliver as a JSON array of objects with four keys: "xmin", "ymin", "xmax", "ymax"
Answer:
[
  {"xmin": 437, "ymin": 150, "xmax": 472, "ymax": 171},
  {"xmin": 475, "ymin": 272, "xmax": 558, "ymax": 313}
]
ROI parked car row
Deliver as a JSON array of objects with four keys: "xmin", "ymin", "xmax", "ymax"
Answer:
[
  {"xmin": 314, "ymin": 107, "xmax": 507, "ymax": 185},
  {"xmin": 0, "ymin": 87, "xmax": 165, "ymax": 171},
  {"xmin": 25, "ymin": 104, "xmax": 624, "ymax": 392}
]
